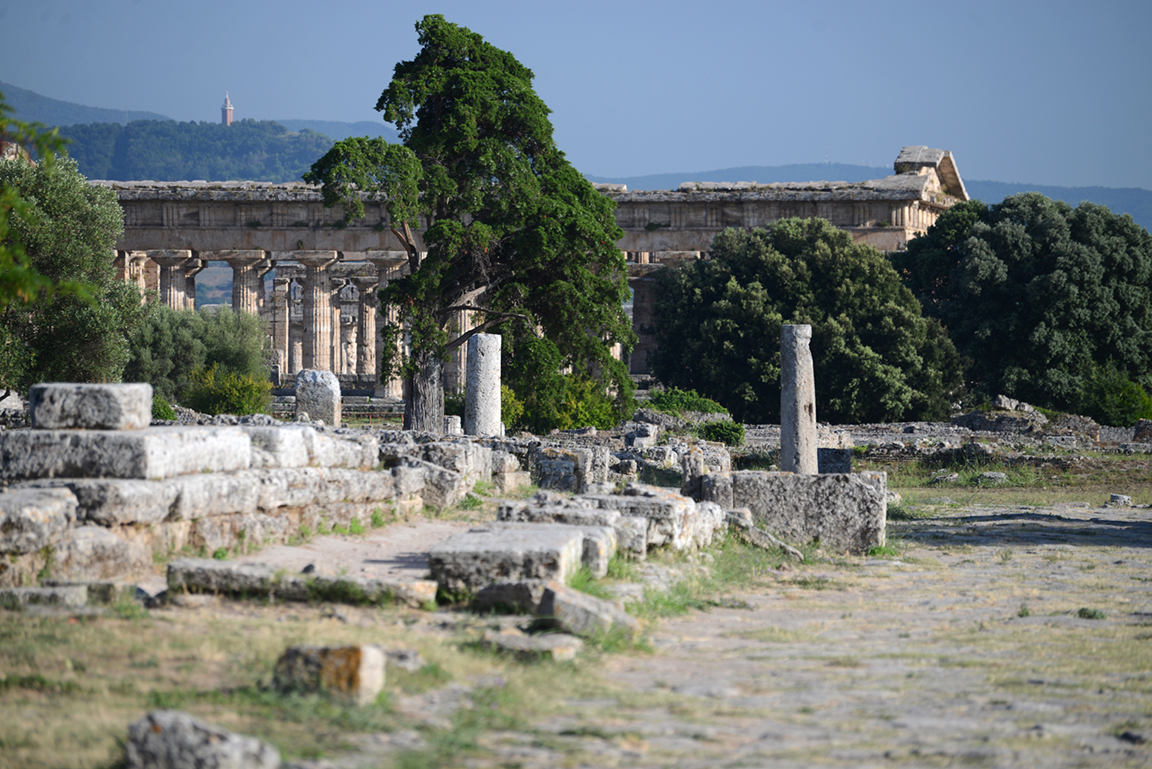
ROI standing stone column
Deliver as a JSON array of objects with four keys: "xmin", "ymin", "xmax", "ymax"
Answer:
[
  {"xmin": 780, "ymin": 324, "xmax": 818, "ymax": 474},
  {"xmin": 183, "ymin": 258, "xmax": 206, "ymax": 311},
  {"xmin": 296, "ymin": 252, "xmax": 337, "ymax": 372},
  {"xmin": 150, "ymin": 251, "xmax": 192, "ymax": 310},
  {"xmin": 330, "ymin": 281, "xmax": 345, "ymax": 375},
  {"xmin": 220, "ymin": 250, "xmax": 266, "ymax": 314},
  {"xmin": 272, "ymin": 277, "xmax": 291, "ymax": 372},
  {"xmin": 366, "ymin": 253, "xmax": 407, "ymax": 398},
  {"xmin": 464, "ymin": 333, "xmax": 501, "ymax": 436},
  {"xmin": 352, "ymin": 276, "xmax": 378, "ymax": 377}
]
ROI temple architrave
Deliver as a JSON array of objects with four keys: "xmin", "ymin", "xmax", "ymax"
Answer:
[{"xmin": 100, "ymin": 146, "xmax": 967, "ymax": 387}]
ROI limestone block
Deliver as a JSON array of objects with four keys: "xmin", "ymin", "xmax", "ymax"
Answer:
[
  {"xmin": 30, "ymin": 382, "xmax": 152, "ymax": 430},
  {"xmin": 625, "ymin": 423, "xmax": 659, "ymax": 449},
  {"xmin": 691, "ymin": 501, "xmax": 726, "ymax": 549},
  {"xmin": 497, "ymin": 502, "xmax": 621, "ymax": 529},
  {"xmin": 54, "ymin": 526, "xmax": 152, "ymax": 581},
  {"xmin": 166, "ymin": 558, "xmax": 436, "ymax": 608},
  {"xmin": 616, "ymin": 516, "xmax": 648, "ymax": 560},
  {"xmin": 244, "ymin": 426, "xmax": 311, "ymax": 468},
  {"xmin": 493, "ymin": 470, "xmax": 531, "ymax": 495},
  {"xmin": 584, "ymin": 484, "xmax": 698, "ymax": 550},
  {"xmin": 700, "ymin": 471, "xmax": 887, "ymax": 555},
  {"xmin": 166, "ymin": 473, "xmax": 261, "ymax": 520},
  {"xmin": 288, "ymin": 426, "xmax": 378, "ymax": 469},
  {"xmin": 428, "ymin": 523, "xmax": 585, "ymax": 595},
  {"xmin": 296, "ymin": 369, "xmax": 342, "ymax": 427},
  {"xmin": 125, "ymin": 709, "xmax": 281, "ymax": 769},
  {"xmin": 192, "ymin": 512, "xmax": 289, "ymax": 554},
  {"xmin": 0, "ymin": 585, "xmax": 88, "ymax": 610},
  {"xmin": 13, "ymin": 479, "xmax": 176, "ymax": 526},
  {"xmin": 444, "ymin": 415, "xmax": 463, "ymax": 435},
  {"xmin": 580, "ymin": 525, "xmax": 617, "ymax": 578},
  {"xmin": 481, "ymin": 630, "xmax": 583, "ymax": 661},
  {"xmin": 529, "ymin": 445, "xmax": 610, "ymax": 493},
  {"xmin": 0, "ymin": 427, "xmax": 251, "ymax": 481},
  {"xmin": 537, "ymin": 581, "xmax": 640, "ymax": 640},
  {"xmin": 473, "ymin": 580, "xmax": 548, "ymax": 614},
  {"xmin": 464, "ymin": 333, "xmax": 501, "ymax": 436},
  {"xmin": 398, "ymin": 457, "xmax": 470, "ymax": 509},
  {"xmin": 642, "ymin": 446, "xmax": 679, "ymax": 467},
  {"xmin": 0, "ymin": 487, "xmax": 77, "ymax": 553},
  {"xmin": 491, "ymin": 450, "xmax": 520, "ymax": 474},
  {"xmin": 274, "ymin": 644, "xmax": 385, "ymax": 706},
  {"xmin": 420, "ymin": 441, "xmax": 493, "ymax": 484}
]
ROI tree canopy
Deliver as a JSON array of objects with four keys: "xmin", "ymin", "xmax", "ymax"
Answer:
[
  {"xmin": 892, "ymin": 193, "xmax": 1152, "ymax": 413},
  {"xmin": 651, "ymin": 219, "xmax": 963, "ymax": 424},
  {"xmin": 0, "ymin": 150, "xmax": 146, "ymax": 391},
  {"xmin": 306, "ymin": 15, "xmax": 634, "ymax": 430}
]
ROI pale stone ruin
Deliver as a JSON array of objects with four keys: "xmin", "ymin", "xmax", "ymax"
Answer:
[
  {"xmin": 464, "ymin": 333, "xmax": 501, "ymax": 436},
  {"xmin": 780, "ymin": 324, "xmax": 818, "ymax": 474}
]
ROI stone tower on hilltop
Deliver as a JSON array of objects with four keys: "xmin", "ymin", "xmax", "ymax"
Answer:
[{"xmin": 221, "ymin": 92, "xmax": 233, "ymax": 126}]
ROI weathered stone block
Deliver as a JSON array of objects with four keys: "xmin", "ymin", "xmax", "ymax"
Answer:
[
  {"xmin": 419, "ymin": 441, "xmax": 493, "ymax": 484},
  {"xmin": 428, "ymin": 523, "xmax": 585, "ymax": 595},
  {"xmin": 54, "ymin": 526, "xmax": 151, "ymax": 581},
  {"xmin": 538, "ymin": 581, "xmax": 640, "ymax": 640},
  {"xmin": 398, "ymin": 457, "xmax": 470, "ymax": 509},
  {"xmin": 584, "ymin": 484, "xmax": 699, "ymax": 550},
  {"xmin": 481, "ymin": 630, "xmax": 583, "ymax": 661},
  {"xmin": 296, "ymin": 369, "xmax": 341, "ymax": 427},
  {"xmin": 30, "ymin": 382, "xmax": 152, "ymax": 431},
  {"xmin": 274, "ymin": 644, "xmax": 385, "ymax": 706},
  {"xmin": 701, "ymin": 471, "xmax": 886, "ymax": 555},
  {"xmin": 580, "ymin": 526, "xmax": 617, "ymax": 578},
  {"xmin": 0, "ymin": 487, "xmax": 77, "ymax": 553},
  {"xmin": 0, "ymin": 427, "xmax": 251, "ymax": 481},
  {"xmin": 125, "ymin": 709, "xmax": 281, "ymax": 769},
  {"xmin": 616, "ymin": 516, "xmax": 648, "ymax": 560},
  {"xmin": 0, "ymin": 585, "xmax": 88, "ymax": 610},
  {"xmin": 473, "ymin": 580, "xmax": 548, "ymax": 614},
  {"xmin": 625, "ymin": 423, "xmax": 659, "ymax": 449},
  {"xmin": 244, "ymin": 426, "xmax": 311, "ymax": 468},
  {"xmin": 13, "ymin": 478, "xmax": 176, "ymax": 526}
]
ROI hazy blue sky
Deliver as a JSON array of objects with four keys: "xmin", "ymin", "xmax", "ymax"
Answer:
[{"xmin": 2, "ymin": 0, "xmax": 1149, "ymax": 188}]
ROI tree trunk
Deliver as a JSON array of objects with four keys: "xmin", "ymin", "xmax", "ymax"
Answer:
[{"xmin": 404, "ymin": 347, "xmax": 444, "ymax": 432}]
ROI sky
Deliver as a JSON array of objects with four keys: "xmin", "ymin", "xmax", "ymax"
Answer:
[{"xmin": 2, "ymin": 0, "xmax": 1150, "ymax": 189}]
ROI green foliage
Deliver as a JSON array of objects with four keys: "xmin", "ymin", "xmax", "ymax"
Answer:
[
  {"xmin": 307, "ymin": 15, "xmax": 635, "ymax": 430},
  {"xmin": 516, "ymin": 373, "xmax": 623, "ymax": 433},
  {"xmin": 124, "ymin": 305, "xmax": 270, "ymax": 403},
  {"xmin": 500, "ymin": 383, "xmax": 524, "ymax": 430},
  {"xmin": 59, "ymin": 119, "xmax": 335, "ymax": 182},
  {"xmin": 894, "ymin": 193, "xmax": 1152, "ymax": 411},
  {"xmin": 647, "ymin": 387, "xmax": 727, "ymax": 415},
  {"xmin": 182, "ymin": 364, "xmax": 271, "ymax": 416},
  {"xmin": 1, "ymin": 123, "xmax": 146, "ymax": 391},
  {"xmin": 700, "ymin": 420, "xmax": 745, "ymax": 446},
  {"xmin": 151, "ymin": 393, "xmax": 175, "ymax": 421},
  {"xmin": 1076, "ymin": 362, "xmax": 1152, "ymax": 426},
  {"xmin": 1077, "ymin": 607, "xmax": 1106, "ymax": 620},
  {"xmin": 652, "ymin": 219, "xmax": 964, "ymax": 424}
]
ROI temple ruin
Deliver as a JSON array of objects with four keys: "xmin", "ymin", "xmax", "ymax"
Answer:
[{"xmin": 101, "ymin": 146, "xmax": 968, "ymax": 385}]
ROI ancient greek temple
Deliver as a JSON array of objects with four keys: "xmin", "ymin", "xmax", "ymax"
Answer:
[{"xmin": 102, "ymin": 146, "xmax": 968, "ymax": 388}]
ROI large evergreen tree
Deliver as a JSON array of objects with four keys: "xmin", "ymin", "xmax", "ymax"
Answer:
[
  {"xmin": 306, "ymin": 15, "xmax": 634, "ymax": 430},
  {"xmin": 651, "ymin": 219, "xmax": 963, "ymax": 424},
  {"xmin": 893, "ymin": 193, "xmax": 1152, "ymax": 411}
]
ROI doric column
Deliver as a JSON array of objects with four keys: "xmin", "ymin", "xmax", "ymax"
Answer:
[
  {"xmin": 366, "ymin": 252, "xmax": 407, "ymax": 398},
  {"xmin": 352, "ymin": 276, "xmax": 378, "ymax": 377},
  {"xmin": 183, "ymin": 257, "xmax": 205, "ymax": 311},
  {"xmin": 330, "ymin": 280, "xmax": 345, "ymax": 375},
  {"xmin": 114, "ymin": 251, "xmax": 128, "ymax": 282},
  {"xmin": 464, "ymin": 334, "xmax": 502, "ymax": 436},
  {"xmin": 296, "ymin": 252, "xmax": 337, "ymax": 371},
  {"xmin": 272, "ymin": 277, "xmax": 291, "ymax": 372},
  {"xmin": 149, "ymin": 250, "xmax": 192, "ymax": 310},
  {"xmin": 218, "ymin": 250, "xmax": 267, "ymax": 314}
]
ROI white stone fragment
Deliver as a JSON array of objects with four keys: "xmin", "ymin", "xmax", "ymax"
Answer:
[{"xmin": 295, "ymin": 369, "xmax": 342, "ymax": 427}]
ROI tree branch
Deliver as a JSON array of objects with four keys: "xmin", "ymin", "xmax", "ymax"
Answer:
[{"xmin": 442, "ymin": 307, "xmax": 534, "ymax": 353}]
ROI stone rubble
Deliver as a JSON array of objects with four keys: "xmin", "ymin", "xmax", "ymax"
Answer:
[
  {"xmin": 125, "ymin": 709, "xmax": 281, "ymax": 769},
  {"xmin": 273, "ymin": 644, "xmax": 385, "ymax": 706}
]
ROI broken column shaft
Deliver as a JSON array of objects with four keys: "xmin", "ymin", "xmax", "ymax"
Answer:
[{"xmin": 780, "ymin": 324, "xmax": 818, "ymax": 474}]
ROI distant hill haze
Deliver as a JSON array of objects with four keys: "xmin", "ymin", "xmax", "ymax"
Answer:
[{"xmin": 3, "ymin": 81, "xmax": 1149, "ymax": 232}]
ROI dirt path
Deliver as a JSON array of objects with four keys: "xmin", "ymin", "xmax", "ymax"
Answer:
[{"xmin": 487, "ymin": 502, "xmax": 1152, "ymax": 768}]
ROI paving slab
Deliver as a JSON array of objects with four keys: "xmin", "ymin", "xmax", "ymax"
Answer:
[{"xmin": 428, "ymin": 523, "xmax": 585, "ymax": 595}]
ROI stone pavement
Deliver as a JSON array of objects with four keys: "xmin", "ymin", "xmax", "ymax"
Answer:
[{"xmin": 296, "ymin": 500, "xmax": 1151, "ymax": 769}]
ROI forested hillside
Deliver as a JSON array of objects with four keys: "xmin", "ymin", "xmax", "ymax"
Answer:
[{"xmin": 58, "ymin": 119, "xmax": 334, "ymax": 182}]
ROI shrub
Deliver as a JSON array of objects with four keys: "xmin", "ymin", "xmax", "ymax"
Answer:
[
  {"xmin": 1076, "ymin": 363, "xmax": 1152, "ymax": 426},
  {"xmin": 182, "ymin": 364, "xmax": 271, "ymax": 416},
  {"xmin": 648, "ymin": 387, "xmax": 727, "ymax": 415},
  {"xmin": 700, "ymin": 420, "xmax": 745, "ymax": 446},
  {"xmin": 124, "ymin": 305, "xmax": 270, "ymax": 403},
  {"xmin": 151, "ymin": 393, "xmax": 176, "ymax": 421},
  {"xmin": 501, "ymin": 383, "xmax": 524, "ymax": 429}
]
